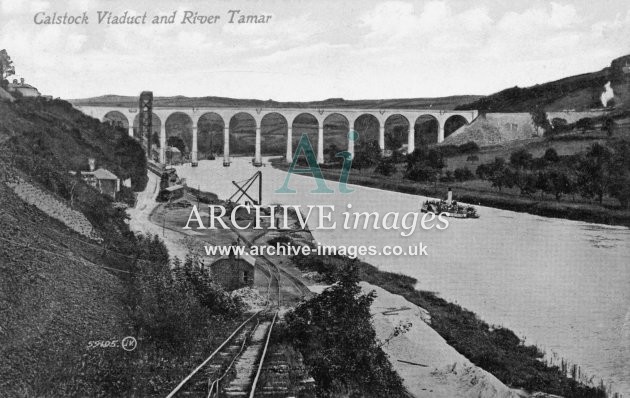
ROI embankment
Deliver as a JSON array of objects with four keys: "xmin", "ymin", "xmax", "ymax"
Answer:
[
  {"xmin": 293, "ymin": 253, "xmax": 607, "ymax": 397},
  {"xmin": 271, "ymin": 160, "xmax": 630, "ymax": 227},
  {"xmin": 443, "ymin": 111, "xmax": 610, "ymax": 146}
]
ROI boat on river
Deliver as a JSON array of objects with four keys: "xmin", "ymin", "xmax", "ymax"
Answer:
[{"xmin": 420, "ymin": 188, "xmax": 479, "ymax": 219}]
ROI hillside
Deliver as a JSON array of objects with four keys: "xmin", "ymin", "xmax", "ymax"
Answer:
[
  {"xmin": 0, "ymin": 98, "xmax": 142, "ymax": 395},
  {"xmin": 457, "ymin": 54, "xmax": 630, "ymax": 112},
  {"xmin": 69, "ymin": 94, "xmax": 482, "ymax": 110},
  {"xmin": 0, "ymin": 96, "xmax": 249, "ymax": 396},
  {"xmin": 0, "ymin": 182, "xmax": 128, "ymax": 396},
  {"xmin": 0, "ymin": 98, "xmax": 147, "ymax": 192}
]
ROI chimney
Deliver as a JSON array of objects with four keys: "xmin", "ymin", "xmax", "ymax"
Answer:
[
  {"xmin": 88, "ymin": 158, "xmax": 96, "ymax": 172},
  {"xmin": 20, "ymin": 78, "xmax": 24, "ymax": 85}
]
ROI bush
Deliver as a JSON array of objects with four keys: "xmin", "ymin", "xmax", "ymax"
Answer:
[
  {"xmin": 353, "ymin": 139, "xmax": 382, "ymax": 169},
  {"xmin": 284, "ymin": 264, "xmax": 407, "ymax": 397},
  {"xmin": 458, "ymin": 141, "xmax": 480, "ymax": 154},
  {"xmin": 510, "ymin": 149, "xmax": 533, "ymax": 169},
  {"xmin": 126, "ymin": 248, "xmax": 242, "ymax": 352},
  {"xmin": 375, "ymin": 158, "xmax": 397, "ymax": 176},
  {"xmin": 575, "ymin": 118, "xmax": 593, "ymax": 131},
  {"xmin": 454, "ymin": 167, "xmax": 474, "ymax": 181},
  {"xmin": 551, "ymin": 118, "xmax": 568, "ymax": 132},
  {"xmin": 440, "ymin": 170, "xmax": 454, "ymax": 182},
  {"xmin": 543, "ymin": 148, "xmax": 560, "ymax": 162},
  {"xmin": 115, "ymin": 135, "xmax": 148, "ymax": 192},
  {"xmin": 405, "ymin": 164, "xmax": 439, "ymax": 182},
  {"xmin": 602, "ymin": 117, "xmax": 615, "ymax": 136},
  {"xmin": 389, "ymin": 149, "xmax": 406, "ymax": 164},
  {"xmin": 116, "ymin": 185, "xmax": 136, "ymax": 206}
]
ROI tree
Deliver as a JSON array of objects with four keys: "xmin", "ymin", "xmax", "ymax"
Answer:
[
  {"xmin": 384, "ymin": 126, "xmax": 406, "ymax": 150},
  {"xmin": 375, "ymin": 158, "xmax": 396, "ymax": 176},
  {"xmin": 510, "ymin": 149, "xmax": 533, "ymax": 170},
  {"xmin": 426, "ymin": 148, "xmax": 446, "ymax": 170},
  {"xmin": 541, "ymin": 169, "xmax": 574, "ymax": 201},
  {"xmin": 285, "ymin": 263, "xmax": 405, "ymax": 397},
  {"xmin": 577, "ymin": 143, "xmax": 613, "ymax": 204},
  {"xmin": 167, "ymin": 136, "xmax": 186, "ymax": 153},
  {"xmin": 529, "ymin": 104, "xmax": 551, "ymax": 135},
  {"xmin": 602, "ymin": 117, "xmax": 615, "ymax": 137},
  {"xmin": 482, "ymin": 157, "xmax": 513, "ymax": 191},
  {"xmin": 324, "ymin": 143, "xmax": 341, "ymax": 164},
  {"xmin": 551, "ymin": 118, "xmax": 568, "ymax": 132},
  {"xmin": 405, "ymin": 163, "xmax": 439, "ymax": 183},
  {"xmin": 575, "ymin": 118, "xmax": 593, "ymax": 132},
  {"xmin": 352, "ymin": 139, "xmax": 381, "ymax": 169},
  {"xmin": 115, "ymin": 134, "xmax": 148, "ymax": 191},
  {"xmin": 608, "ymin": 140, "xmax": 630, "ymax": 208},
  {"xmin": 454, "ymin": 167, "xmax": 474, "ymax": 182},
  {"xmin": 404, "ymin": 146, "xmax": 445, "ymax": 183},
  {"xmin": 152, "ymin": 132, "xmax": 160, "ymax": 148},
  {"xmin": 543, "ymin": 148, "xmax": 560, "ymax": 163},
  {"xmin": 0, "ymin": 49, "xmax": 15, "ymax": 88}
]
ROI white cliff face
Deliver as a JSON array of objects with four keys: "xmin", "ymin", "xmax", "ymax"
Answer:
[
  {"xmin": 361, "ymin": 282, "xmax": 525, "ymax": 398},
  {"xmin": 600, "ymin": 81, "xmax": 614, "ymax": 107}
]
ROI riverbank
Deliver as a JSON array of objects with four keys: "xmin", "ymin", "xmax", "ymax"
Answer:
[
  {"xmin": 151, "ymin": 172, "xmax": 608, "ymax": 396},
  {"xmin": 289, "ymin": 252, "xmax": 607, "ymax": 397},
  {"xmin": 269, "ymin": 158, "xmax": 630, "ymax": 227},
  {"xmin": 359, "ymin": 282, "xmax": 523, "ymax": 398},
  {"xmin": 172, "ymin": 158, "xmax": 627, "ymax": 396}
]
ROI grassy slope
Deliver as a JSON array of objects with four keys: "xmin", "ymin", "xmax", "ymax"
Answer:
[
  {"xmin": 0, "ymin": 177, "xmax": 128, "ymax": 396},
  {"xmin": 0, "ymin": 98, "xmax": 260, "ymax": 396},
  {"xmin": 0, "ymin": 99, "xmax": 134, "ymax": 395},
  {"xmin": 456, "ymin": 54, "xmax": 630, "ymax": 112},
  {"xmin": 1, "ymin": 99, "xmax": 128, "ymax": 175}
]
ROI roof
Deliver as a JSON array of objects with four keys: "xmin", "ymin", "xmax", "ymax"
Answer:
[
  {"xmin": 7, "ymin": 83, "xmax": 38, "ymax": 90},
  {"xmin": 0, "ymin": 87, "xmax": 14, "ymax": 102},
  {"xmin": 164, "ymin": 184, "xmax": 184, "ymax": 191},
  {"xmin": 82, "ymin": 168, "xmax": 118, "ymax": 180},
  {"xmin": 211, "ymin": 255, "xmax": 256, "ymax": 268}
]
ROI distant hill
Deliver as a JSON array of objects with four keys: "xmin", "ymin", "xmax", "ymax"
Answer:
[
  {"xmin": 69, "ymin": 94, "xmax": 482, "ymax": 110},
  {"xmin": 456, "ymin": 54, "xmax": 630, "ymax": 112},
  {"xmin": 69, "ymin": 54, "xmax": 630, "ymax": 122}
]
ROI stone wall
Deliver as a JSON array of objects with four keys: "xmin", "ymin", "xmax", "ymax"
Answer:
[{"xmin": 7, "ymin": 177, "xmax": 102, "ymax": 242}]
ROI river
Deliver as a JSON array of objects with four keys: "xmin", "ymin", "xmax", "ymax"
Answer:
[{"xmin": 175, "ymin": 157, "xmax": 630, "ymax": 395}]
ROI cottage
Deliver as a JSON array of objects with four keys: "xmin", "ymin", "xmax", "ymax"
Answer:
[
  {"xmin": 80, "ymin": 168, "xmax": 120, "ymax": 199},
  {"xmin": 209, "ymin": 251, "xmax": 256, "ymax": 291},
  {"xmin": 6, "ymin": 78, "xmax": 40, "ymax": 97},
  {"xmin": 71, "ymin": 159, "xmax": 120, "ymax": 199},
  {"xmin": 166, "ymin": 146, "xmax": 182, "ymax": 164}
]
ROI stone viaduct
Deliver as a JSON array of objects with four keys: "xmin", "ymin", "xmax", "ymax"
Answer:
[{"xmin": 74, "ymin": 105, "xmax": 478, "ymax": 165}]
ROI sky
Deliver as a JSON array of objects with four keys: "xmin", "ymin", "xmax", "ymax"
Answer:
[{"xmin": 1, "ymin": 0, "xmax": 629, "ymax": 100}]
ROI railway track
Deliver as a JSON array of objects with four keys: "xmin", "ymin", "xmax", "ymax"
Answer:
[
  {"xmin": 166, "ymin": 238, "xmax": 287, "ymax": 398},
  {"xmin": 166, "ymin": 192, "xmax": 314, "ymax": 397}
]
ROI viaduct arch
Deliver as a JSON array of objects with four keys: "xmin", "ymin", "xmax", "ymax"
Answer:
[{"xmin": 76, "ymin": 105, "xmax": 478, "ymax": 165}]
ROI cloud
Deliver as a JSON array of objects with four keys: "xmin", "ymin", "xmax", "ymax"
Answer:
[
  {"xmin": 249, "ymin": 42, "xmax": 350, "ymax": 66},
  {"xmin": 1, "ymin": 0, "xmax": 628, "ymax": 100},
  {"xmin": 222, "ymin": 13, "xmax": 321, "ymax": 51}
]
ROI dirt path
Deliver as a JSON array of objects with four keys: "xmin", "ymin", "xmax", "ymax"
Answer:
[{"xmin": 126, "ymin": 173, "xmax": 190, "ymax": 260}]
